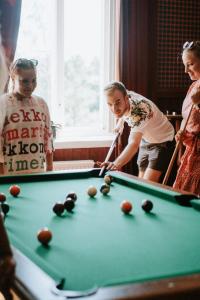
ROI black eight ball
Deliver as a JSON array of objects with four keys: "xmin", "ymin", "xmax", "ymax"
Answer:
[
  {"xmin": 53, "ymin": 202, "xmax": 65, "ymax": 216},
  {"xmin": 141, "ymin": 200, "xmax": 153, "ymax": 212}
]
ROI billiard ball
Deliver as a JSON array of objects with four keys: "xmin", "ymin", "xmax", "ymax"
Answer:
[
  {"xmin": 64, "ymin": 198, "xmax": 75, "ymax": 212},
  {"xmin": 37, "ymin": 228, "xmax": 52, "ymax": 246},
  {"xmin": 53, "ymin": 202, "xmax": 65, "ymax": 216},
  {"xmin": 121, "ymin": 200, "xmax": 132, "ymax": 214},
  {"xmin": 1, "ymin": 203, "xmax": 9, "ymax": 216},
  {"xmin": 104, "ymin": 175, "xmax": 113, "ymax": 185},
  {"xmin": 141, "ymin": 199, "xmax": 153, "ymax": 212},
  {"xmin": 100, "ymin": 184, "xmax": 110, "ymax": 195},
  {"xmin": 66, "ymin": 192, "xmax": 77, "ymax": 202},
  {"xmin": 0, "ymin": 193, "xmax": 6, "ymax": 203},
  {"xmin": 9, "ymin": 185, "xmax": 20, "ymax": 197},
  {"xmin": 87, "ymin": 186, "xmax": 97, "ymax": 197}
]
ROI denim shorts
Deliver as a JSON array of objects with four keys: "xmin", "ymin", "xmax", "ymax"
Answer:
[{"xmin": 137, "ymin": 139, "xmax": 175, "ymax": 172}]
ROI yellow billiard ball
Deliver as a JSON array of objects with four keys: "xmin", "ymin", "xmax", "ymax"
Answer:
[{"xmin": 87, "ymin": 186, "xmax": 97, "ymax": 197}]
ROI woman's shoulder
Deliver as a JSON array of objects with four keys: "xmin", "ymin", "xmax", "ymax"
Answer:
[
  {"xmin": 31, "ymin": 94, "xmax": 48, "ymax": 106},
  {"xmin": 187, "ymin": 80, "xmax": 200, "ymax": 93}
]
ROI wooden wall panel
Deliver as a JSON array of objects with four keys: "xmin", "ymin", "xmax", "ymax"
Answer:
[{"xmin": 54, "ymin": 147, "xmax": 115, "ymax": 165}]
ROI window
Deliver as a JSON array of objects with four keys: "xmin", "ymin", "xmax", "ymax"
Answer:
[{"xmin": 15, "ymin": 0, "xmax": 116, "ymax": 145}]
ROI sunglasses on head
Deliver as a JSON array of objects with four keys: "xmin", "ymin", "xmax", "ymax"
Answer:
[
  {"xmin": 13, "ymin": 58, "xmax": 38, "ymax": 69},
  {"xmin": 183, "ymin": 41, "xmax": 200, "ymax": 50}
]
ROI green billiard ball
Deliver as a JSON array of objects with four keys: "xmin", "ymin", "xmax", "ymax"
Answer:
[{"xmin": 100, "ymin": 184, "xmax": 110, "ymax": 195}]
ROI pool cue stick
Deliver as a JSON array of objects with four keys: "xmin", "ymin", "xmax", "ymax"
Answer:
[
  {"xmin": 162, "ymin": 104, "xmax": 194, "ymax": 185},
  {"xmin": 99, "ymin": 131, "xmax": 121, "ymax": 176},
  {"xmin": 99, "ymin": 119, "xmax": 124, "ymax": 176}
]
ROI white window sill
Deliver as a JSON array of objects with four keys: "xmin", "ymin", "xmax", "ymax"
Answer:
[{"xmin": 54, "ymin": 135, "xmax": 114, "ymax": 149}]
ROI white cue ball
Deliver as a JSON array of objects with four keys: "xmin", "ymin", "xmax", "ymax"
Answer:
[{"xmin": 87, "ymin": 186, "xmax": 97, "ymax": 197}]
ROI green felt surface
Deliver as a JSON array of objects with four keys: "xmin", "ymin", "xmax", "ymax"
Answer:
[{"xmin": 2, "ymin": 170, "xmax": 200, "ymax": 292}]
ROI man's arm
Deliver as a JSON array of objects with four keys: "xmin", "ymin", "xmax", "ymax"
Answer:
[
  {"xmin": 106, "ymin": 131, "xmax": 142, "ymax": 170},
  {"xmin": 46, "ymin": 152, "xmax": 53, "ymax": 171}
]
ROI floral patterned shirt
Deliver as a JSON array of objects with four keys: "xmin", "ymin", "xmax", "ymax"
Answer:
[{"xmin": 123, "ymin": 91, "xmax": 174, "ymax": 143}]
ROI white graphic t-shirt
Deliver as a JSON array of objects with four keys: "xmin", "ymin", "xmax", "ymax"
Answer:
[
  {"xmin": 123, "ymin": 91, "xmax": 174, "ymax": 143},
  {"xmin": 0, "ymin": 93, "xmax": 53, "ymax": 175}
]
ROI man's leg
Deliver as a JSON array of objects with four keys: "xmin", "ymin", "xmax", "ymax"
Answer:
[{"xmin": 143, "ymin": 168, "xmax": 162, "ymax": 182}]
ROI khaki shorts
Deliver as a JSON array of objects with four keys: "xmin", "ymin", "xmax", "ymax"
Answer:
[{"xmin": 137, "ymin": 139, "xmax": 175, "ymax": 172}]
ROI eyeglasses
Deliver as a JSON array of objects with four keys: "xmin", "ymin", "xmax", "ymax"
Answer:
[
  {"xmin": 183, "ymin": 41, "xmax": 200, "ymax": 50},
  {"xmin": 12, "ymin": 58, "xmax": 38, "ymax": 69}
]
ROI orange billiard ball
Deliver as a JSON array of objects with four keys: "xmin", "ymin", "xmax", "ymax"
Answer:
[
  {"xmin": 37, "ymin": 228, "xmax": 52, "ymax": 246},
  {"xmin": 121, "ymin": 200, "xmax": 132, "ymax": 214},
  {"xmin": 9, "ymin": 185, "xmax": 20, "ymax": 197}
]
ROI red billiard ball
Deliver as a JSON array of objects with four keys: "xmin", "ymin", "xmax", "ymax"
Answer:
[
  {"xmin": 9, "ymin": 185, "xmax": 20, "ymax": 197},
  {"xmin": 141, "ymin": 199, "xmax": 153, "ymax": 212},
  {"xmin": 121, "ymin": 200, "xmax": 132, "ymax": 214},
  {"xmin": 0, "ymin": 193, "xmax": 6, "ymax": 203},
  {"xmin": 37, "ymin": 228, "xmax": 52, "ymax": 246}
]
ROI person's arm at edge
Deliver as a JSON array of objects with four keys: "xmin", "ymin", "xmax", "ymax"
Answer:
[
  {"xmin": 46, "ymin": 151, "xmax": 53, "ymax": 171},
  {"xmin": 0, "ymin": 163, "xmax": 4, "ymax": 175}
]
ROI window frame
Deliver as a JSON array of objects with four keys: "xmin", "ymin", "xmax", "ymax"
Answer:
[
  {"xmin": 51, "ymin": 0, "xmax": 117, "ymax": 147},
  {"xmin": 15, "ymin": 0, "xmax": 117, "ymax": 148}
]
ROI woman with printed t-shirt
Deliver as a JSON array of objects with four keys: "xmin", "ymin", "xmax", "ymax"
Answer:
[{"xmin": 0, "ymin": 58, "xmax": 53, "ymax": 175}]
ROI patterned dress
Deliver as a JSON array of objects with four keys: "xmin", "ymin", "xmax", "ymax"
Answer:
[{"xmin": 173, "ymin": 82, "xmax": 200, "ymax": 195}]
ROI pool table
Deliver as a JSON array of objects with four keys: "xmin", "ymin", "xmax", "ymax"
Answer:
[{"xmin": 1, "ymin": 169, "xmax": 200, "ymax": 300}]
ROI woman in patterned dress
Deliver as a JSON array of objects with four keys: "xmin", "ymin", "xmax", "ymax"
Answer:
[{"xmin": 173, "ymin": 41, "xmax": 200, "ymax": 195}]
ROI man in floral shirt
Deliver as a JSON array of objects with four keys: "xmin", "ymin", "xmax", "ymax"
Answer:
[{"xmin": 102, "ymin": 81, "xmax": 174, "ymax": 182}]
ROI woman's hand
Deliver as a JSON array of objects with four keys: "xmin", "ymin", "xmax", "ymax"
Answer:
[{"xmin": 175, "ymin": 129, "xmax": 184, "ymax": 142}]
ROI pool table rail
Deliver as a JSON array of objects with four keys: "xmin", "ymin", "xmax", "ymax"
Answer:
[{"xmin": 12, "ymin": 246, "xmax": 200, "ymax": 300}]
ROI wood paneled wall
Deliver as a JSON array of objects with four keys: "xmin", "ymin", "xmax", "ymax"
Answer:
[{"xmin": 54, "ymin": 147, "xmax": 115, "ymax": 165}]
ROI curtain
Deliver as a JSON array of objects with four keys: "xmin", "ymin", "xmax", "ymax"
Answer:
[
  {"xmin": 115, "ymin": 0, "xmax": 155, "ymax": 174},
  {"xmin": 0, "ymin": 0, "xmax": 22, "ymax": 64}
]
